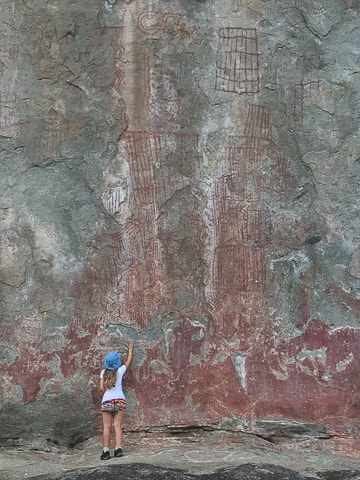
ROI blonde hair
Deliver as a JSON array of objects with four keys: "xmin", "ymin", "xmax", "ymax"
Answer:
[{"xmin": 103, "ymin": 369, "xmax": 117, "ymax": 389}]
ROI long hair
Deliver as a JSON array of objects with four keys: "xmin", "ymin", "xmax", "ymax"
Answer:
[{"xmin": 103, "ymin": 369, "xmax": 117, "ymax": 389}]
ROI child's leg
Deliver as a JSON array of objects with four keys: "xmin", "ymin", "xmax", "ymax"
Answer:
[
  {"xmin": 113, "ymin": 410, "xmax": 124, "ymax": 446},
  {"xmin": 102, "ymin": 412, "xmax": 113, "ymax": 448}
]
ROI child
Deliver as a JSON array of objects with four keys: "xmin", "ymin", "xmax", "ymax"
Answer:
[{"xmin": 99, "ymin": 340, "xmax": 133, "ymax": 460}]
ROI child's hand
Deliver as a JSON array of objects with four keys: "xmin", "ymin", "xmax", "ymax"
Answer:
[{"xmin": 128, "ymin": 340, "xmax": 134, "ymax": 349}]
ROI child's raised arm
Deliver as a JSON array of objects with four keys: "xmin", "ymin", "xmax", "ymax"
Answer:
[{"xmin": 124, "ymin": 340, "xmax": 134, "ymax": 369}]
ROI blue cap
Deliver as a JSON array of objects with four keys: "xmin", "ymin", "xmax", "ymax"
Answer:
[{"xmin": 103, "ymin": 351, "xmax": 121, "ymax": 370}]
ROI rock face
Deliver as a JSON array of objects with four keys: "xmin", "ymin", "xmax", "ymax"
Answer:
[
  {"xmin": 0, "ymin": 0, "xmax": 360, "ymax": 448},
  {"xmin": 27, "ymin": 464, "xmax": 360, "ymax": 480}
]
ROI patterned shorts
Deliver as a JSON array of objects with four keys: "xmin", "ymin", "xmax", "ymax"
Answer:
[{"xmin": 101, "ymin": 398, "xmax": 126, "ymax": 413}]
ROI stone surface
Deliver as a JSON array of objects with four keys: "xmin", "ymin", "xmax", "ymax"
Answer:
[
  {"xmin": 1, "ymin": 434, "xmax": 360, "ymax": 480},
  {"xmin": 28, "ymin": 465, "xmax": 360, "ymax": 480},
  {"xmin": 0, "ymin": 0, "xmax": 360, "ymax": 451}
]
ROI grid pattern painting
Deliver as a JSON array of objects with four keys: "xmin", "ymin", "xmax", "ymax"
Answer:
[
  {"xmin": 125, "ymin": 131, "xmax": 199, "ymax": 206},
  {"xmin": 215, "ymin": 27, "xmax": 260, "ymax": 94}
]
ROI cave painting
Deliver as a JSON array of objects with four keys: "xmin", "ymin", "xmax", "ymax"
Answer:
[{"xmin": 215, "ymin": 28, "xmax": 260, "ymax": 94}]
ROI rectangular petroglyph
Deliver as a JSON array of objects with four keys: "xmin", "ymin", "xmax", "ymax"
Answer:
[
  {"xmin": 213, "ymin": 184, "xmax": 272, "ymax": 245},
  {"xmin": 291, "ymin": 54, "xmax": 321, "ymax": 124},
  {"xmin": 16, "ymin": 120, "xmax": 66, "ymax": 158},
  {"xmin": 225, "ymin": 103, "xmax": 271, "ymax": 174},
  {"xmin": 293, "ymin": 80, "xmax": 320, "ymax": 123},
  {"xmin": 125, "ymin": 131, "xmax": 200, "ymax": 206},
  {"xmin": 226, "ymin": 137, "xmax": 266, "ymax": 173},
  {"xmin": 215, "ymin": 28, "xmax": 260, "ymax": 94},
  {"xmin": 223, "ymin": 125, "xmax": 292, "ymax": 203},
  {"xmin": 214, "ymin": 243, "xmax": 267, "ymax": 293},
  {"xmin": 244, "ymin": 104, "xmax": 270, "ymax": 139}
]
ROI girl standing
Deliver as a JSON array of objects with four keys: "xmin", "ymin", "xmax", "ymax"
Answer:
[{"xmin": 99, "ymin": 340, "xmax": 133, "ymax": 460}]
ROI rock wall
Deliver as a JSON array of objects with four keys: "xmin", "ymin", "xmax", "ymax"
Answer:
[{"xmin": 0, "ymin": 0, "xmax": 360, "ymax": 448}]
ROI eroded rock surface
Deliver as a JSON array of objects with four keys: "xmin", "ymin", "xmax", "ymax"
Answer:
[
  {"xmin": 0, "ymin": 0, "xmax": 360, "ymax": 449},
  {"xmin": 22, "ymin": 464, "xmax": 360, "ymax": 480}
]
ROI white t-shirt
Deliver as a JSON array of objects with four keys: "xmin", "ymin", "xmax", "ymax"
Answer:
[{"xmin": 100, "ymin": 365, "xmax": 127, "ymax": 402}]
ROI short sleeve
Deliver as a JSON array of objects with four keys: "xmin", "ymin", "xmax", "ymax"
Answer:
[{"xmin": 100, "ymin": 369, "xmax": 105, "ymax": 378}]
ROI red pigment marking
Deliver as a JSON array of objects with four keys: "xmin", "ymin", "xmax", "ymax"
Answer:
[
  {"xmin": 4, "ymin": 350, "xmax": 53, "ymax": 403},
  {"xmin": 214, "ymin": 243, "xmax": 267, "ymax": 293},
  {"xmin": 137, "ymin": 11, "xmax": 198, "ymax": 38},
  {"xmin": 246, "ymin": 319, "xmax": 360, "ymax": 423},
  {"xmin": 70, "ymin": 230, "xmax": 124, "ymax": 317},
  {"xmin": 215, "ymin": 27, "xmax": 260, "ymax": 94},
  {"xmin": 61, "ymin": 323, "xmax": 106, "ymax": 378},
  {"xmin": 244, "ymin": 104, "xmax": 270, "ymax": 139},
  {"xmin": 124, "ymin": 131, "xmax": 200, "ymax": 207},
  {"xmin": 118, "ymin": 212, "xmax": 170, "ymax": 329},
  {"xmin": 126, "ymin": 318, "xmax": 251, "ymax": 429},
  {"xmin": 213, "ymin": 292, "xmax": 269, "ymax": 346},
  {"xmin": 0, "ymin": 317, "xmax": 107, "ymax": 404}
]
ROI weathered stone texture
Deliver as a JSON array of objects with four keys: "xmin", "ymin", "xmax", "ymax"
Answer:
[
  {"xmin": 0, "ymin": 0, "xmax": 359, "ymax": 449},
  {"xmin": 24, "ymin": 464, "xmax": 360, "ymax": 480}
]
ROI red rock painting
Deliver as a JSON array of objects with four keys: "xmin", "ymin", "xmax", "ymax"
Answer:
[{"xmin": 215, "ymin": 28, "xmax": 260, "ymax": 94}]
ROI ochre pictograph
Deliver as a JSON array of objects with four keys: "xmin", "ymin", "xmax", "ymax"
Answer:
[
  {"xmin": 222, "ymin": 105, "xmax": 294, "ymax": 204},
  {"xmin": 94, "ymin": 27, "xmax": 125, "ymax": 92},
  {"xmin": 293, "ymin": 79, "xmax": 320, "ymax": 124},
  {"xmin": 0, "ymin": 92, "xmax": 16, "ymax": 135},
  {"xmin": 244, "ymin": 104, "xmax": 270, "ymax": 139},
  {"xmin": 124, "ymin": 131, "xmax": 200, "ymax": 207},
  {"xmin": 137, "ymin": 11, "xmax": 198, "ymax": 38},
  {"xmin": 224, "ymin": 105, "xmax": 273, "ymax": 175},
  {"xmin": 214, "ymin": 291, "xmax": 266, "ymax": 341},
  {"xmin": 109, "ymin": 27, "xmax": 125, "ymax": 91},
  {"xmin": 215, "ymin": 27, "xmax": 260, "ymax": 94},
  {"xmin": 224, "ymin": 144, "xmax": 292, "ymax": 205},
  {"xmin": 210, "ymin": 103, "xmax": 295, "ymax": 316},
  {"xmin": 213, "ymin": 175, "xmax": 262, "ymax": 224},
  {"xmin": 226, "ymin": 138, "xmax": 265, "ymax": 173},
  {"xmin": 214, "ymin": 243, "xmax": 267, "ymax": 293},
  {"xmin": 214, "ymin": 203, "xmax": 272, "ymax": 246},
  {"xmin": 16, "ymin": 116, "xmax": 83, "ymax": 161},
  {"xmin": 117, "ymin": 211, "xmax": 169, "ymax": 329},
  {"xmin": 119, "ymin": 266, "xmax": 166, "ymax": 329}
]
